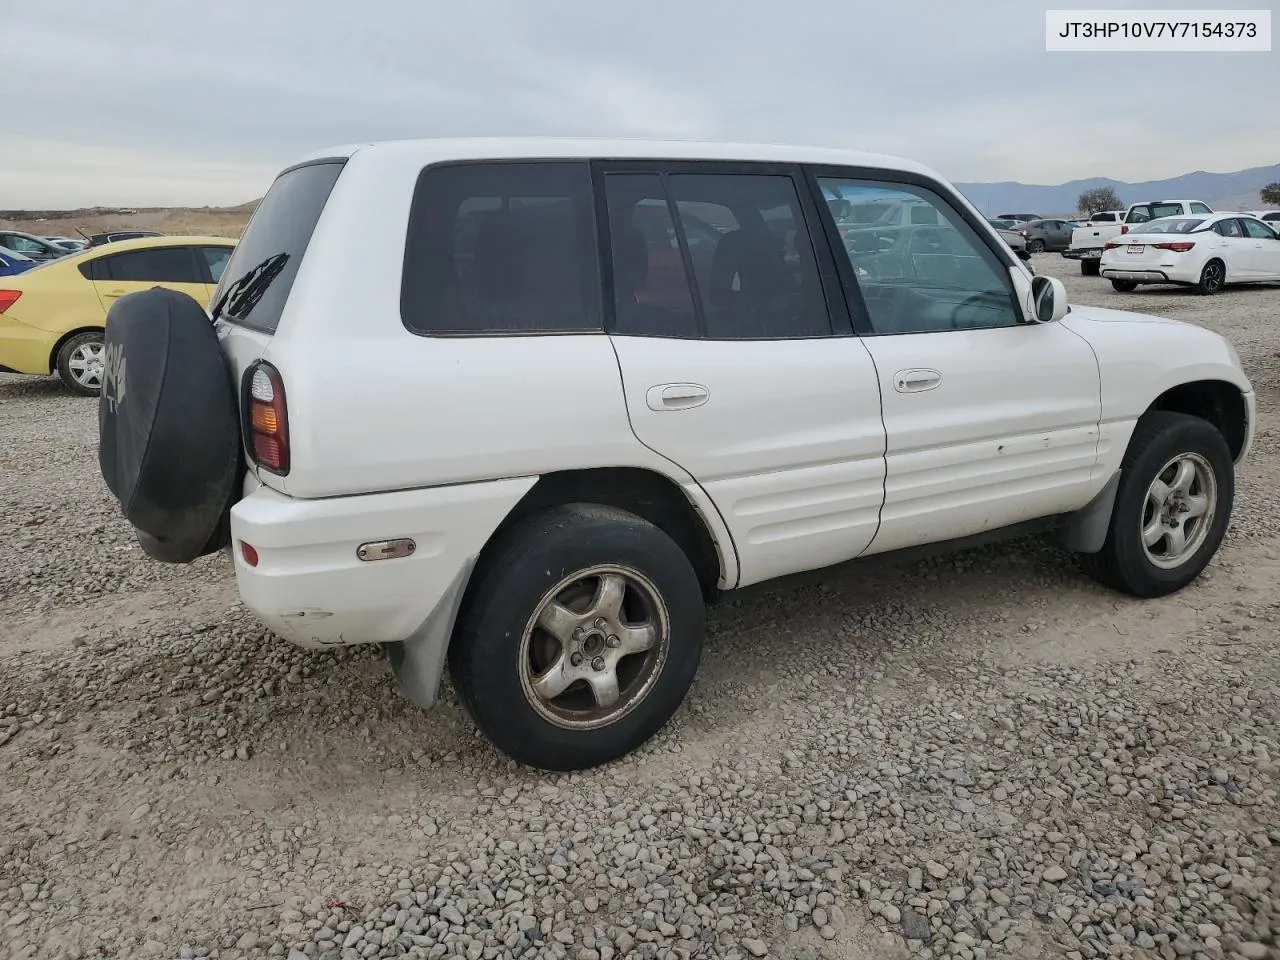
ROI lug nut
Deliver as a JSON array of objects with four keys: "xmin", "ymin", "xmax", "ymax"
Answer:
[
  {"xmin": 591, "ymin": 657, "xmax": 606, "ymax": 671},
  {"xmin": 570, "ymin": 652, "xmax": 584, "ymax": 667},
  {"xmin": 606, "ymin": 635, "xmax": 620, "ymax": 648},
  {"xmin": 573, "ymin": 627, "xmax": 585, "ymax": 639},
  {"xmin": 594, "ymin": 618, "xmax": 607, "ymax": 628}
]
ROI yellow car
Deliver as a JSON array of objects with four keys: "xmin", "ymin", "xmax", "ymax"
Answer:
[{"xmin": 0, "ymin": 235, "xmax": 236, "ymax": 396}]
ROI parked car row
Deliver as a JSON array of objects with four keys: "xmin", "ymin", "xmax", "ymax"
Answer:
[
  {"xmin": 0, "ymin": 228, "xmax": 165, "ymax": 263},
  {"xmin": 0, "ymin": 234, "xmax": 234, "ymax": 393}
]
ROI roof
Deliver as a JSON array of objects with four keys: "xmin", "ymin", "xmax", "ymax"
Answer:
[
  {"xmin": 70, "ymin": 234, "xmax": 237, "ymax": 259},
  {"xmin": 290, "ymin": 136, "xmax": 937, "ymax": 179}
]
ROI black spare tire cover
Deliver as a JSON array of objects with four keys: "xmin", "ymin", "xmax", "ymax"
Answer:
[{"xmin": 98, "ymin": 287, "xmax": 242, "ymax": 563}]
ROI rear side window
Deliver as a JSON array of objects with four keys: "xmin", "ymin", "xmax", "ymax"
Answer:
[
  {"xmin": 1190, "ymin": 202, "xmax": 1212, "ymax": 214},
  {"xmin": 667, "ymin": 173, "xmax": 830, "ymax": 339},
  {"xmin": 82, "ymin": 247, "xmax": 203, "ymax": 283},
  {"xmin": 401, "ymin": 161, "xmax": 600, "ymax": 335},
  {"xmin": 213, "ymin": 160, "xmax": 344, "ymax": 333}
]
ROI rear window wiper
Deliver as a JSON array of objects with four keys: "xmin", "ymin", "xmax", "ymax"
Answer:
[{"xmin": 210, "ymin": 252, "xmax": 289, "ymax": 322}]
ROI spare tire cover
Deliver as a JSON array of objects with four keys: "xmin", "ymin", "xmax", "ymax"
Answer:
[{"xmin": 98, "ymin": 287, "xmax": 242, "ymax": 563}]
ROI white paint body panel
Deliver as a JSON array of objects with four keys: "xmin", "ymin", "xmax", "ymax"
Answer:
[
  {"xmin": 609, "ymin": 335, "xmax": 886, "ymax": 588},
  {"xmin": 859, "ymin": 322, "xmax": 1102, "ymax": 554}
]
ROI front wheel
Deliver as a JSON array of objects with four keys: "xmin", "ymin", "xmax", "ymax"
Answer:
[
  {"xmin": 56, "ymin": 331, "xmax": 106, "ymax": 396},
  {"xmin": 1111, "ymin": 279, "xmax": 1138, "ymax": 293},
  {"xmin": 1079, "ymin": 411, "xmax": 1233, "ymax": 598},
  {"xmin": 449, "ymin": 504, "xmax": 705, "ymax": 771},
  {"xmin": 1027, "ymin": 239, "xmax": 1045, "ymax": 253}
]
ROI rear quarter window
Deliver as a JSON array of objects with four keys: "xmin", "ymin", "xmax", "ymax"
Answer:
[
  {"xmin": 213, "ymin": 160, "xmax": 345, "ymax": 333},
  {"xmin": 400, "ymin": 160, "xmax": 601, "ymax": 335}
]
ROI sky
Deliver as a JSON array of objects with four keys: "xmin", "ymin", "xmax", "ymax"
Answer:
[{"xmin": 3, "ymin": 0, "xmax": 1277, "ymax": 208}]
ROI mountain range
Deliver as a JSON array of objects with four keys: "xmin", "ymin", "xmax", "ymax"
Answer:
[{"xmin": 954, "ymin": 163, "xmax": 1280, "ymax": 217}]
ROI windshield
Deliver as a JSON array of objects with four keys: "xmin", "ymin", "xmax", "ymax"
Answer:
[
  {"xmin": 212, "ymin": 160, "xmax": 344, "ymax": 333},
  {"xmin": 1128, "ymin": 218, "xmax": 1205, "ymax": 235}
]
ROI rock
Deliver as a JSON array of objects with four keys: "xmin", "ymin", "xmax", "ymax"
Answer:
[
  {"xmin": 881, "ymin": 904, "xmax": 901, "ymax": 924},
  {"xmin": 900, "ymin": 908, "xmax": 931, "ymax": 942},
  {"xmin": 926, "ymin": 861, "xmax": 949, "ymax": 880},
  {"xmin": 742, "ymin": 938, "xmax": 769, "ymax": 957},
  {"xmin": 1042, "ymin": 865, "xmax": 1068, "ymax": 883}
]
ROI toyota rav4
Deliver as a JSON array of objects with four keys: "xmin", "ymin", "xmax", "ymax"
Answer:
[{"xmin": 97, "ymin": 139, "xmax": 1256, "ymax": 771}]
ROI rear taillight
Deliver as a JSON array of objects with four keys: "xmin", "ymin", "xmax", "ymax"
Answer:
[
  {"xmin": 0, "ymin": 290, "xmax": 22, "ymax": 314},
  {"xmin": 1120, "ymin": 225, "xmax": 1129, "ymax": 235},
  {"xmin": 1103, "ymin": 242, "xmax": 1120, "ymax": 251},
  {"xmin": 1154, "ymin": 242, "xmax": 1195, "ymax": 252},
  {"xmin": 245, "ymin": 362, "xmax": 289, "ymax": 475}
]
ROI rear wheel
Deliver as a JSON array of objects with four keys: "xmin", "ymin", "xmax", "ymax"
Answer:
[
  {"xmin": 1111, "ymin": 279, "xmax": 1138, "ymax": 293},
  {"xmin": 1081, "ymin": 259, "xmax": 1100, "ymax": 277},
  {"xmin": 1079, "ymin": 411, "xmax": 1233, "ymax": 598},
  {"xmin": 1027, "ymin": 239, "xmax": 1045, "ymax": 253},
  {"xmin": 1196, "ymin": 259, "xmax": 1226, "ymax": 295},
  {"xmin": 56, "ymin": 331, "xmax": 106, "ymax": 396},
  {"xmin": 450, "ymin": 504, "xmax": 704, "ymax": 771}
]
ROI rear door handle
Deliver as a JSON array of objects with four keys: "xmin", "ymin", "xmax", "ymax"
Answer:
[
  {"xmin": 646, "ymin": 383, "xmax": 709, "ymax": 411},
  {"xmin": 893, "ymin": 368, "xmax": 942, "ymax": 393},
  {"xmin": 104, "ymin": 289, "xmax": 128, "ymax": 298}
]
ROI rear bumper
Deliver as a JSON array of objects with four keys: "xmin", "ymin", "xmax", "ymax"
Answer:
[
  {"xmin": 229, "ymin": 473, "xmax": 536, "ymax": 651},
  {"xmin": 0, "ymin": 316, "xmax": 56, "ymax": 375},
  {"xmin": 1062, "ymin": 247, "xmax": 1102, "ymax": 261},
  {"xmin": 1100, "ymin": 263, "xmax": 1198, "ymax": 284}
]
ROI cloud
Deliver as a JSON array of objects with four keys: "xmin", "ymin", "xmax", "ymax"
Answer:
[{"xmin": 3, "ymin": 0, "xmax": 1276, "ymax": 206}]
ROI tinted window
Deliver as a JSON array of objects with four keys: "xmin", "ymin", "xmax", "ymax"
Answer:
[
  {"xmin": 1128, "ymin": 203, "xmax": 1183, "ymax": 223},
  {"xmin": 603, "ymin": 175, "xmax": 699, "ymax": 338},
  {"xmin": 819, "ymin": 178, "xmax": 1020, "ymax": 335},
  {"xmin": 402, "ymin": 160, "xmax": 599, "ymax": 335},
  {"xmin": 666, "ymin": 173, "xmax": 829, "ymax": 339},
  {"xmin": 213, "ymin": 160, "xmax": 344, "ymax": 333},
  {"xmin": 1264, "ymin": 212, "xmax": 1280, "ymax": 222},
  {"xmin": 201, "ymin": 246, "xmax": 233, "ymax": 283},
  {"xmin": 1213, "ymin": 219, "xmax": 1243, "ymax": 238},
  {"xmin": 1241, "ymin": 218, "xmax": 1276, "ymax": 240},
  {"xmin": 97, "ymin": 247, "xmax": 202, "ymax": 283},
  {"xmin": 1190, "ymin": 202, "xmax": 1212, "ymax": 214}
]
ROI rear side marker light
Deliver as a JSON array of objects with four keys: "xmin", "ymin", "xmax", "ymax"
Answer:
[
  {"xmin": 240, "ymin": 542, "xmax": 259, "ymax": 567},
  {"xmin": 245, "ymin": 362, "xmax": 289, "ymax": 474},
  {"xmin": 0, "ymin": 290, "xmax": 22, "ymax": 313},
  {"xmin": 357, "ymin": 539, "xmax": 417, "ymax": 562}
]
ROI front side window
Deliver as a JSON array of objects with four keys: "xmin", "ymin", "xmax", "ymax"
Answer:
[
  {"xmin": 818, "ymin": 178, "xmax": 1021, "ymax": 334},
  {"xmin": 1241, "ymin": 218, "xmax": 1277, "ymax": 240},
  {"xmin": 4, "ymin": 235, "xmax": 45, "ymax": 255},
  {"xmin": 402, "ymin": 160, "xmax": 600, "ymax": 335},
  {"xmin": 201, "ymin": 246, "xmax": 233, "ymax": 283},
  {"xmin": 96, "ymin": 247, "xmax": 202, "ymax": 283}
]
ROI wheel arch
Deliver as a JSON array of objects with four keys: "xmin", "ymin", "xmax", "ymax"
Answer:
[
  {"xmin": 482, "ymin": 467, "xmax": 728, "ymax": 601},
  {"xmin": 1147, "ymin": 379, "xmax": 1249, "ymax": 461},
  {"xmin": 49, "ymin": 324, "xmax": 105, "ymax": 375}
]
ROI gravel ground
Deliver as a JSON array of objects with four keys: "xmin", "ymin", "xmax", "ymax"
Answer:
[{"xmin": 2, "ymin": 255, "xmax": 1278, "ymax": 960}]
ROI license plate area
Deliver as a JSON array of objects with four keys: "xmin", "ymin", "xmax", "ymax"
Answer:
[{"xmin": 1127, "ymin": 244, "xmax": 1145, "ymax": 254}]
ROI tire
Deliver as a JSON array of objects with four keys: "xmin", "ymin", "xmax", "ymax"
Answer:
[
  {"xmin": 1196, "ymin": 259, "xmax": 1226, "ymax": 295},
  {"xmin": 1079, "ymin": 411, "xmax": 1233, "ymax": 599},
  {"xmin": 1081, "ymin": 259, "xmax": 1100, "ymax": 277},
  {"xmin": 449, "ymin": 503, "xmax": 705, "ymax": 771},
  {"xmin": 1027, "ymin": 239, "xmax": 1045, "ymax": 253},
  {"xmin": 97, "ymin": 287, "xmax": 242, "ymax": 563},
  {"xmin": 1111, "ymin": 279, "xmax": 1138, "ymax": 293},
  {"xmin": 56, "ymin": 330, "xmax": 106, "ymax": 397}
]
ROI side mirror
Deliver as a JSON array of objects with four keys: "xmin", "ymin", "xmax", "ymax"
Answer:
[{"xmin": 1030, "ymin": 275, "xmax": 1068, "ymax": 323}]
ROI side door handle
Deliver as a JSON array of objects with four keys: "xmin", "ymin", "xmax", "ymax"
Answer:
[
  {"xmin": 646, "ymin": 383, "xmax": 709, "ymax": 411},
  {"xmin": 104, "ymin": 289, "xmax": 128, "ymax": 298},
  {"xmin": 893, "ymin": 368, "xmax": 942, "ymax": 393}
]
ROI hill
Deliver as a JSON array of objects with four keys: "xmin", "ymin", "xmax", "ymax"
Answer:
[{"xmin": 955, "ymin": 163, "xmax": 1280, "ymax": 216}]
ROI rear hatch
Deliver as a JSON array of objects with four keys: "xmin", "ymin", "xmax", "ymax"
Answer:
[{"xmin": 212, "ymin": 159, "xmax": 345, "ymax": 399}]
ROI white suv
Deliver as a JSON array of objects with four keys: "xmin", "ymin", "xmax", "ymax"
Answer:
[{"xmin": 96, "ymin": 139, "xmax": 1256, "ymax": 771}]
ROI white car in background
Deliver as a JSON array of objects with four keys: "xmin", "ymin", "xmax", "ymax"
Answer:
[{"xmin": 1101, "ymin": 213, "xmax": 1280, "ymax": 294}]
